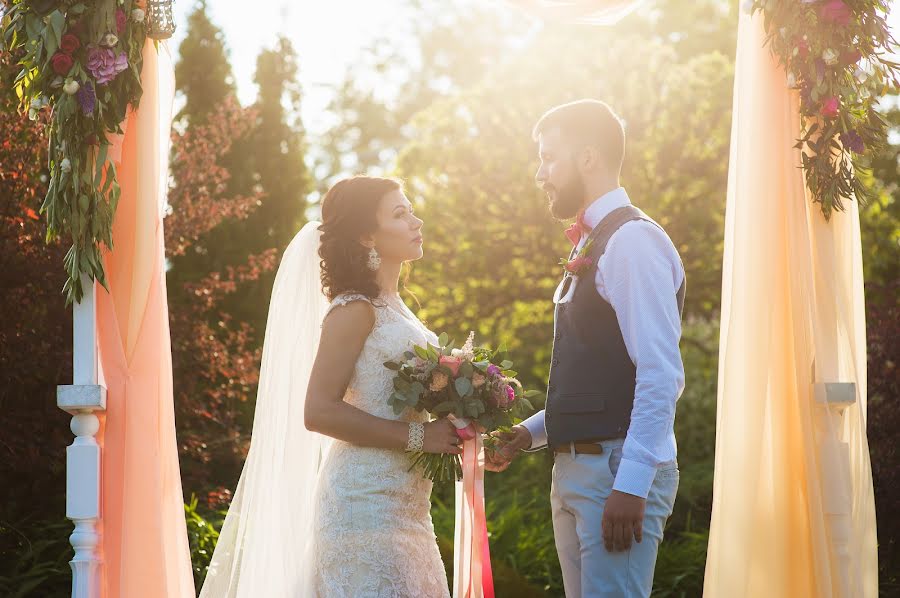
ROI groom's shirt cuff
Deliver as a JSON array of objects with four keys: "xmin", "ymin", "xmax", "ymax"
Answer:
[
  {"xmin": 521, "ymin": 410, "xmax": 548, "ymax": 449},
  {"xmin": 612, "ymin": 458, "xmax": 657, "ymax": 498}
]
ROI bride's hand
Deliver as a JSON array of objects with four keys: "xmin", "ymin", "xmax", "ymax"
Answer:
[{"xmin": 422, "ymin": 418, "xmax": 464, "ymax": 455}]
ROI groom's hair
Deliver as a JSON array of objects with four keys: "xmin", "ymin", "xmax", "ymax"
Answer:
[{"xmin": 532, "ymin": 99, "xmax": 625, "ymax": 174}]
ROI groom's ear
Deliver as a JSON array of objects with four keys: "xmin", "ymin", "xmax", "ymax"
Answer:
[{"xmin": 577, "ymin": 145, "xmax": 602, "ymax": 173}]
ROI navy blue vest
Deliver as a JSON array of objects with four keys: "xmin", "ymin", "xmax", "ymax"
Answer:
[{"xmin": 544, "ymin": 205, "xmax": 686, "ymax": 448}]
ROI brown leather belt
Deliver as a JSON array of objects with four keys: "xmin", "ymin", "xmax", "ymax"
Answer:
[{"xmin": 553, "ymin": 442, "xmax": 605, "ymax": 455}]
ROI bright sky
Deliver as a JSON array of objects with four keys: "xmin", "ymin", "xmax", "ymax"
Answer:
[{"xmin": 171, "ymin": 0, "xmax": 900, "ymax": 138}]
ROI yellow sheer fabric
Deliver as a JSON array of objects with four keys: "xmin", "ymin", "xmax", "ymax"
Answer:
[{"xmin": 703, "ymin": 10, "xmax": 877, "ymax": 598}]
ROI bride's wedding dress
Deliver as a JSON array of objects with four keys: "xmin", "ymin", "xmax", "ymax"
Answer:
[
  {"xmin": 198, "ymin": 223, "xmax": 448, "ymax": 598},
  {"xmin": 313, "ymin": 293, "xmax": 449, "ymax": 597}
]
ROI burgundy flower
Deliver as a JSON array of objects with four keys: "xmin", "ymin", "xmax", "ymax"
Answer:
[
  {"xmin": 564, "ymin": 256, "xmax": 592, "ymax": 274},
  {"xmin": 50, "ymin": 52, "xmax": 74, "ymax": 76},
  {"xmin": 841, "ymin": 50, "xmax": 863, "ymax": 65},
  {"xmin": 115, "ymin": 9, "xmax": 127, "ymax": 34},
  {"xmin": 85, "ymin": 133, "xmax": 100, "ymax": 146},
  {"xmin": 86, "ymin": 46, "xmax": 128, "ymax": 85},
  {"xmin": 820, "ymin": 96, "xmax": 840, "ymax": 118},
  {"xmin": 796, "ymin": 38, "xmax": 810, "ymax": 59},
  {"xmin": 68, "ymin": 20, "xmax": 87, "ymax": 41},
  {"xmin": 820, "ymin": 0, "xmax": 852, "ymax": 25},
  {"xmin": 76, "ymin": 80, "xmax": 96, "ymax": 116},
  {"xmin": 840, "ymin": 130, "xmax": 865, "ymax": 154},
  {"xmin": 60, "ymin": 34, "xmax": 81, "ymax": 55}
]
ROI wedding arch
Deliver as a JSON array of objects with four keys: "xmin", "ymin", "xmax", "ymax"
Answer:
[{"xmin": 1, "ymin": 0, "xmax": 894, "ymax": 596}]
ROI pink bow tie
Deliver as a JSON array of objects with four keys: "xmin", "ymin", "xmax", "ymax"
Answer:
[{"xmin": 564, "ymin": 210, "xmax": 590, "ymax": 246}]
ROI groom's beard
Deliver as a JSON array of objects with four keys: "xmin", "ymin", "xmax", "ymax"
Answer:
[{"xmin": 547, "ymin": 173, "xmax": 585, "ymax": 220}]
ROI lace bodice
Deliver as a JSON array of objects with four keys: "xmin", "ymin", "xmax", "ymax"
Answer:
[
  {"xmin": 312, "ymin": 292, "xmax": 449, "ymax": 598},
  {"xmin": 324, "ymin": 292, "xmax": 439, "ymax": 421}
]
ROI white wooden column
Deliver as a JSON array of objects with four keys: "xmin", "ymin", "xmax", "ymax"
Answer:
[
  {"xmin": 813, "ymin": 381, "xmax": 857, "ymax": 598},
  {"xmin": 57, "ymin": 275, "xmax": 106, "ymax": 598}
]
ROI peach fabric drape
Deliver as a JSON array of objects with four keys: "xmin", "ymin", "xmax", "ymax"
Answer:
[
  {"xmin": 95, "ymin": 40, "xmax": 195, "ymax": 598},
  {"xmin": 703, "ymin": 9, "xmax": 877, "ymax": 598}
]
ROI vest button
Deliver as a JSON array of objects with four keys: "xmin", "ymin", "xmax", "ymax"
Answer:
[
  {"xmin": 555, "ymin": 333, "xmax": 561, "ymax": 341},
  {"xmin": 552, "ymin": 358, "xmax": 559, "ymax": 365}
]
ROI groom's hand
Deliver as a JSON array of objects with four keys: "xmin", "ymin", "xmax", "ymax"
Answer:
[
  {"xmin": 484, "ymin": 426, "xmax": 532, "ymax": 472},
  {"xmin": 602, "ymin": 490, "xmax": 646, "ymax": 552}
]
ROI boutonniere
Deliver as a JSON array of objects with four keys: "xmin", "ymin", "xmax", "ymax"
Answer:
[{"xmin": 558, "ymin": 239, "xmax": 594, "ymax": 277}]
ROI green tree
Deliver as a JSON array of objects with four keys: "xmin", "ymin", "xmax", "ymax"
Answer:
[{"xmin": 174, "ymin": 0, "xmax": 236, "ymax": 125}]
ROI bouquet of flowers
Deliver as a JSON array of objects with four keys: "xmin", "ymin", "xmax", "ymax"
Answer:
[{"xmin": 384, "ymin": 332, "xmax": 539, "ymax": 482}]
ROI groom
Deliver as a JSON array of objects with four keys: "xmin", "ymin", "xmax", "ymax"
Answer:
[{"xmin": 490, "ymin": 99, "xmax": 685, "ymax": 597}]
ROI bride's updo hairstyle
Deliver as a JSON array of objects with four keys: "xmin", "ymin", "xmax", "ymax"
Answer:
[{"xmin": 318, "ymin": 175, "xmax": 402, "ymax": 302}]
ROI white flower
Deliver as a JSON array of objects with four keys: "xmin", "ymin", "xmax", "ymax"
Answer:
[
  {"xmin": 102, "ymin": 33, "xmax": 119, "ymax": 47},
  {"xmin": 779, "ymin": 27, "xmax": 788, "ymax": 39},
  {"xmin": 786, "ymin": 72, "xmax": 799, "ymax": 89},
  {"xmin": 63, "ymin": 80, "xmax": 80, "ymax": 95},
  {"xmin": 131, "ymin": 8, "xmax": 145, "ymax": 22},
  {"xmin": 822, "ymin": 48, "xmax": 839, "ymax": 66},
  {"xmin": 60, "ymin": 158, "xmax": 72, "ymax": 173}
]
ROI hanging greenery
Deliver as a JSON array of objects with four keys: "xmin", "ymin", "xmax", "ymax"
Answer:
[
  {"xmin": 749, "ymin": 0, "xmax": 899, "ymax": 220},
  {"xmin": 2, "ymin": 0, "xmax": 149, "ymax": 303}
]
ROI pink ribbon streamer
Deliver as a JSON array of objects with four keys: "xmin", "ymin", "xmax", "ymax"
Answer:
[{"xmin": 453, "ymin": 431, "xmax": 495, "ymax": 598}]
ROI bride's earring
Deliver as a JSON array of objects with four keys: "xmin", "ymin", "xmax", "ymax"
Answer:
[{"xmin": 367, "ymin": 247, "xmax": 381, "ymax": 271}]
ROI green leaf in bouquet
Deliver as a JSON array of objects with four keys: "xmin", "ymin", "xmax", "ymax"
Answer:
[
  {"xmin": 502, "ymin": 370, "xmax": 518, "ymax": 378},
  {"xmin": 404, "ymin": 351, "xmax": 415, "ymax": 360},
  {"xmin": 384, "ymin": 361, "xmax": 401, "ymax": 371},
  {"xmin": 393, "ymin": 377, "xmax": 410, "ymax": 392},
  {"xmin": 454, "ymin": 377, "xmax": 473, "ymax": 398},
  {"xmin": 433, "ymin": 400, "xmax": 456, "ymax": 415},
  {"xmin": 500, "ymin": 360, "xmax": 513, "ymax": 370},
  {"xmin": 410, "ymin": 381, "xmax": 425, "ymax": 396},
  {"xmin": 524, "ymin": 390, "xmax": 544, "ymax": 399},
  {"xmin": 459, "ymin": 361, "xmax": 474, "ymax": 378},
  {"xmin": 414, "ymin": 344, "xmax": 429, "ymax": 359},
  {"xmin": 438, "ymin": 332, "xmax": 449, "ymax": 347}
]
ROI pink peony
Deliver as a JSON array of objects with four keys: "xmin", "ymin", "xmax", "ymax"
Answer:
[
  {"xmin": 820, "ymin": 96, "xmax": 840, "ymax": 118},
  {"xmin": 86, "ymin": 46, "xmax": 128, "ymax": 85},
  {"xmin": 820, "ymin": 0, "xmax": 852, "ymax": 26},
  {"xmin": 439, "ymin": 355, "xmax": 464, "ymax": 376},
  {"xmin": 506, "ymin": 384, "xmax": 516, "ymax": 404}
]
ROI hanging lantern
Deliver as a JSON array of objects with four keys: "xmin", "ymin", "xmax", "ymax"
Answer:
[{"xmin": 147, "ymin": 0, "xmax": 176, "ymax": 40}]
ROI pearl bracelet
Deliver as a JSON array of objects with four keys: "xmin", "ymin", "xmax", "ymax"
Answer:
[{"xmin": 406, "ymin": 421, "xmax": 425, "ymax": 452}]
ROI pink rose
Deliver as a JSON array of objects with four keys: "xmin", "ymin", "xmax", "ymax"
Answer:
[
  {"xmin": 115, "ymin": 9, "xmax": 127, "ymax": 34},
  {"xmin": 564, "ymin": 256, "xmax": 592, "ymax": 274},
  {"xmin": 506, "ymin": 384, "xmax": 516, "ymax": 404},
  {"xmin": 439, "ymin": 355, "xmax": 464, "ymax": 376},
  {"xmin": 86, "ymin": 46, "xmax": 128, "ymax": 84},
  {"xmin": 820, "ymin": 96, "xmax": 840, "ymax": 118},
  {"xmin": 51, "ymin": 52, "xmax": 74, "ymax": 75},
  {"xmin": 820, "ymin": 0, "xmax": 851, "ymax": 26}
]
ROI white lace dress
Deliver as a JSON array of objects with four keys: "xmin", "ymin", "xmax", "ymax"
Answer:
[{"xmin": 311, "ymin": 292, "xmax": 450, "ymax": 598}]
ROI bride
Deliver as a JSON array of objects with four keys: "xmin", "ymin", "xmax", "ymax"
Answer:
[{"xmin": 199, "ymin": 176, "xmax": 461, "ymax": 597}]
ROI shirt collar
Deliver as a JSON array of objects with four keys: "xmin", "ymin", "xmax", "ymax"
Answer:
[{"xmin": 582, "ymin": 187, "xmax": 631, "ymax": 230}]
